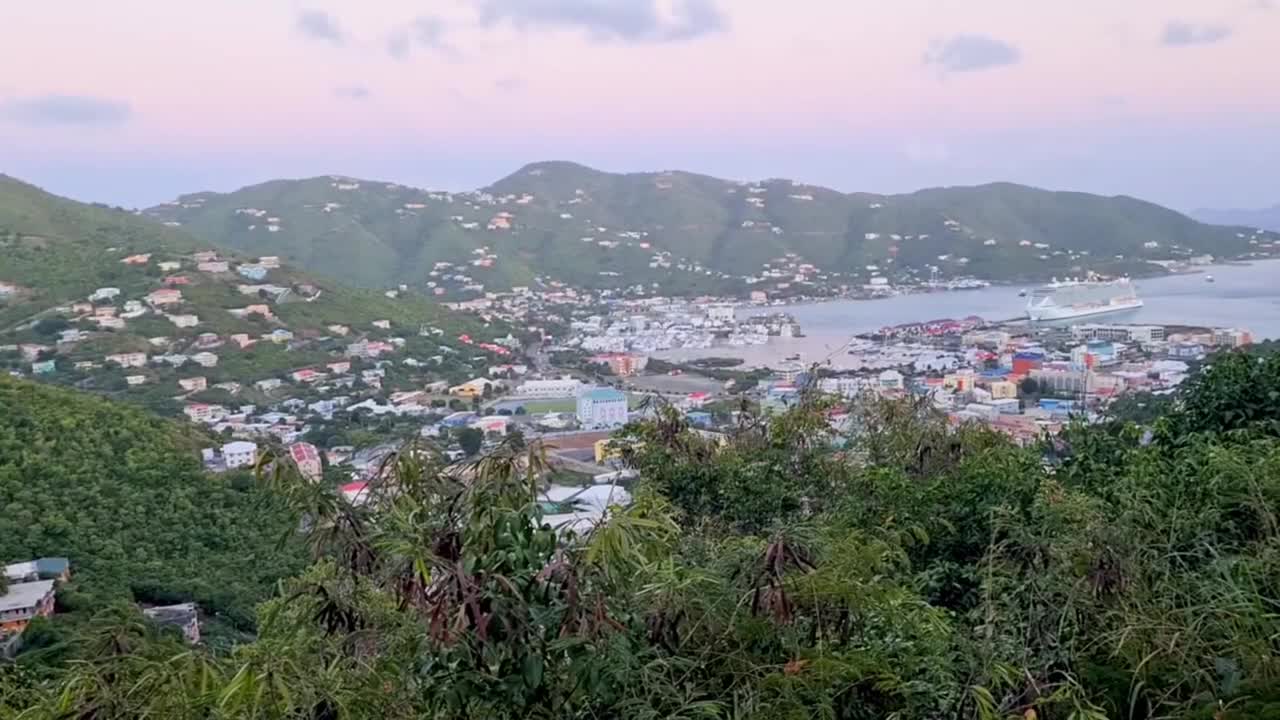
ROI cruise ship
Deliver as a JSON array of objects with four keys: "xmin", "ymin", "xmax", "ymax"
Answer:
[{"xmin": 1025, "ymin": 278, "xmax": 1142, "ymax": 322}]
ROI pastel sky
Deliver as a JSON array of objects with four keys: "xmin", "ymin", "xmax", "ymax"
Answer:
[{"xmin": 2, "ymin": 0, "xmax": 1278, "ymax": 211}]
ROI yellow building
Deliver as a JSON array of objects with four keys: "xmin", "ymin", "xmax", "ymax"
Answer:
[
  {"xmin": 989, "ymin": 381, "xmax": 1018, "ymax": 399},
  {"xmin": 449, "ymin": 378, "xmax": 493, "ymax": 398},
  {"xmin": 595, "ymin": 437, "xmax": 645, "ymax": 464},
  {"xmin": 594, "ymin": 438, "xmax": 620, "ymax": 464}
]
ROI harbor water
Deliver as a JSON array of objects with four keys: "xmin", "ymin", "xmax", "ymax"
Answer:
[{"xmin": 654, "ymin": 260, "xmax": 1280, "ymax": 368}]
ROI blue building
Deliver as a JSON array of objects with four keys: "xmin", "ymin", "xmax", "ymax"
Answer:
[
  {"xmin": 576, "ymin": 388, "xmax": 629, "ymax": 427},
  {"xmin": 237, "ymin": 264, "xmax": 269, "ymax": 281},
  {"xmin": 1038, "ymin": 398, "xmax": 1077, "ymax": 416},
  {"xmin": 686, "ymin": 411, "xmax": 713, "ymax": 428},
  {"xmin": 441, "ymin": 411, "xmax": 477, "ymax": 428}
]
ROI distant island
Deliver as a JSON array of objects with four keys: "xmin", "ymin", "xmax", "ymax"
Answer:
[{"xmin": 1192, "ymin": 203, "xmax": 1280, "ymax": 233}]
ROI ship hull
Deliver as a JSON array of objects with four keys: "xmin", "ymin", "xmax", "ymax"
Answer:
[{"xmin": 1026, "ymin": 298, "xmax": 1144, "ymax": 322}]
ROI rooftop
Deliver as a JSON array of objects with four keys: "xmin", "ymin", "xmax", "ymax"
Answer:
[
  {"xmin": 3, "ymin": 557, "xmax": 69, "ymax": 582},
  {"xmin": 0, "ymin": 580, "xmax": 55, "ymax": 613},
  {"xmin": 582, "ymin": 388, "xmax": 626, "ymax": 402},
  {"xmin": 143, "ymin": 602, "xmax": 197, "ymax": 625}
]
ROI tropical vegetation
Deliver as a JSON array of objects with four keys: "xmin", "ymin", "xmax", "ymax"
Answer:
[
  {"xmin": 2, "ymin": 348, "xmax": 1279, "ymax": 718},
  {"xmin": 0, "ymin": 376, "xmax": 306, "ymax": 650}
]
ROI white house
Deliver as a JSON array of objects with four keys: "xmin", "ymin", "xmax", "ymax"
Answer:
[
  {"xmin": 516, "ymin": 378, "xmax": 583, "ymax": 398},
  {"xmin": 576, "ymin": 387, "xmax": 628, "ymax": 428},
  {"xmin": 877, "ymin": 369, "xmax": 905, "ymax": 391},
  {"xmin": 183, "ymin": 403, "xmax": 226, "ymax": 423},
  {"xmin": 105, "ymin": 352, "xmax": 148, "ymax": 369},
  {"xmin": 707, "ymin": 304, "xmax": 736, "ymax": 324},
  {"xmin": 221, "ymin": 441, "xmax": 258, "ymax": 470},
  {"xmin": 178, "ymin": 377, "xmax": 207, "ymax": 392}
]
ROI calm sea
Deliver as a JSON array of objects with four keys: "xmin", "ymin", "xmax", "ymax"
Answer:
[
  {"xmin": 656, "ymin": 260, "xmax": 1280, "ymax": 368},
  {"xmin": 771, "ymin": 260, "xmax": 1280, "ymax": 340}
]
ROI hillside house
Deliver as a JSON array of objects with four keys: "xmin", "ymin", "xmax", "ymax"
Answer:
[
  {"xmin": 89, "ymin": 287, "xmax": 121, "ymax": 302},
  {"xmin": 146, "ymin": 289, "xmax": 183, "ymax": 306},
  {"xmin": 162, "ymin": 275, "xmax": 192, "ymax": 286},
  {"xmin": 290, "ymin": 368, "xmax": 324, "ymax": 384},
  {"xmin": 3, "ymin": 558, "xmax": 70, "ymax": 585},
  {"xmin": 372, "ymin": 320, "xmax": 392, "ymax": 330},
  {"xmin": 197, "ymin": 261, "xmax": 230, "ymax": 273},
  {"xmin": 183, "ymin": 403, "xmax": 226, "ymax": 423},
  {"xmin": 0, "ymin": 581, "xmax": 56, "ymax": 635},
  {"xmin": 95, "ymin": 316, "xmax": 126, "ymax": 330},
  {"xmin": 390, "ymin": 390, "xmax": 426, "ymax": 407},
  {"xmin": 158, "ymin": 261, "xmax": 182, "ymax": 272},
  {"xmin": 255, "ymin": 379, "xmax": 283, "ymax": 392},
  {"xmin": 155, "ymin": 353, "xmax": 189, "ymax": 367},
  {"xmin": 222, "ymin": 441, "xmax": 258, "ymax": 470},
  {"xmin": 289, "ymin": 442, "xmax": 323, "ymax": 482},
  {"xmin": 120, "ymin": 253, "xmax": 151, "ymax": 265},
  {"xmin": 142, "ymin": 603, "xmax": 200, "ymax": 644},
  {"xmin": 125, "ymin": 375, "xmax": 148, "ymax": 386},
  {"xmin": 31, "ymin": 360, "xmax": 56, "ymax": 375},
  {"xmin": 18, "ymin": 344, "xmax": 49, "ymax": 362},
  {"xmin": 190, "ymin": 352, "xmax": 219, "ymax": 368},
  {"xmin": 195, "ymin": 333, "xmax": 223, "ymax": 349},
  {"xmin": 237, "ymin": 264, "xmax": 269, "ymax": 281},
  {"xmin": 450, "ymin": 378, "xmax": 495, "ymax": 398},
  {"xmin": 178, "ymin": 377, "xmax": 208, "ymax": 393},
  {"xmin": 168, "ymin": 314, "xmax": 200, "ymax": 328},
  {"xmin": 258, "ymin": 256, "xmax": 281, "ymax": 268},
  {"xmin": 106, "ymin": 352, "xmax": 148, "ymax": 369},
  {"xmin": 230, "ymin": 333, "xmax": 256, "ymax": 349},
  {"xmin": 326, "ymin": 361, "xmax": 351, "ymax": 374},
  {"xmin": 265, "ymin": 329, "xmax": 293, "ymax": 344},
  {"xmin": 192, "ymin": 251, "xmax": 219, "ymax": 263},
  {"xmin": 345, "ymin": 340, "xmax": 393, "ymax": 359},
  {"xmin": 237, "ymin": 284, "xmax": 289, "ymax": 300},
  {"xmin": 0, "ymin": 282, "xmax": 17, "ymax": 297},
  {"xmin": 327, "ymin": 324, "xmax": 350, "ymax": 336}
]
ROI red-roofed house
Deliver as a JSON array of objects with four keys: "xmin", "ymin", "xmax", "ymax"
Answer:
[
  {"xmin": 289, "ymin": 442, "xmax": 323, "ymax": 482},
  {"xmin": 341, "ymin": 482, "xmax": 369, "ymax": 505},
  {"xmin": 146, "ymin": 289, "xmax": 183, "ymax": 306},
  {"xmin": 290, "ymin": 368, "xmax": 324, "ymax": 384}
]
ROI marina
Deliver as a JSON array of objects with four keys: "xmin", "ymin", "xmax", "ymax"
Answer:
[{"xmin": 656, "ymin": 260, "xmax": 1280, "ymax": 368}]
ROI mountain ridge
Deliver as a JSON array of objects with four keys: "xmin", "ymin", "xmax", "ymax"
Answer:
[
  {"xmin": 1192, "ymin": 203, "xmax": 1280, "ymax": 233},
  {"xmin": 143, "ymin": 161, "xmax": 1280, "ymax": 296}
]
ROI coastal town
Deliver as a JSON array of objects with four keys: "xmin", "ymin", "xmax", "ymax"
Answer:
[
  {"xmin": 1, "ymin": 245, "xmax": 1259, "ymax": 471},
  {"xmin": 0, "ymin": 243, "xmax": 1267, "ymax": 657},
  {"xmin": 3, "ymin": 259, "xmax": 1261, "ymax": 651}
]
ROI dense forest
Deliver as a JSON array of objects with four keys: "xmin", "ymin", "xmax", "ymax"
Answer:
[
  {"xmin": 2, "ymin": 349, "xmax": 1280, "ymax": 718},
  {"xmin": 0, "ymin": 376, "xmax": 305, "ymax": 647}
]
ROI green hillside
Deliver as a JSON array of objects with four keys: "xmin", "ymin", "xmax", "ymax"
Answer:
[
  {"xmin": 8, "ymin": 350, "xmax": 1280, "ymax": 717},
  {"xmin": 0, "ymin": 175, "xmax": 510, "ymax": 411},
  {"xmin": 0, "ymin": 375, "xmax": 305, "ymax": 631},
  {"xmin": 0, "ymin": 174, "xmax": 201, "ymax": 328},
  {"xmin": 144, "ymin": 162, "xmax": 1280, "ymax": 294}
]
